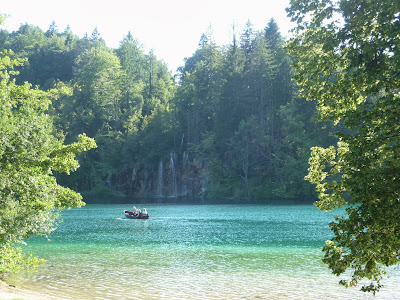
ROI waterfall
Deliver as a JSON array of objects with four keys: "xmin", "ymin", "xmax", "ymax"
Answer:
[
  {"xmin": 170, "ymin": 152, "xmax": 178, "ymax": 197},
  {"xmin": 183, "ymin": 151, "xmax": 189, "ymax": 170},
  {"xmin": 181, "ymin": 151, "xmax": 189, "ymax": 196},
  {"xmin": 157, "ymin": 160, "xmax": 163, "ymax": 198}
]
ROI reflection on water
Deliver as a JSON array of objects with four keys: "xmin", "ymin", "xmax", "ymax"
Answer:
[{"xmin": 7, "ymin": 205, "xmax": 400, "ymax": 299}]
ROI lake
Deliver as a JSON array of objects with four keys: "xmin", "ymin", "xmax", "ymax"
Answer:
[{"xmin": 7, "ymin": 204, "xmax": 400, "ymax": 299}]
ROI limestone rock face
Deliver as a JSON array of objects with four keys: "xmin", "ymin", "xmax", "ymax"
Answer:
[{"xmin": 113, "ymin": 152, "xmax": 205, "ymax": 198}]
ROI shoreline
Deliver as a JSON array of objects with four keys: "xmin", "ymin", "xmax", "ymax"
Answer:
[{"xmin": 0, "ymin": 279, "xmax": 64, "ymax": 300}]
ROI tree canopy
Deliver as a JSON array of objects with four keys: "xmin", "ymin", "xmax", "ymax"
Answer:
[
  {"xmin": 286, "ymin": 0, "xmax": 400, "ymax": 293},
  {"xmin": 0, "ymin": 47, "xmax": 96, "ymax": 273},
  {"xmin": 0, "ymin": 19, "xmax": 337, "ymax": 201}
]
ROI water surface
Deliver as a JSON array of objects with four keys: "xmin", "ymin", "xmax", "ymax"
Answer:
[{"xmin": 8, "ymin": 204, "xmax": 400, "ymax": 299}]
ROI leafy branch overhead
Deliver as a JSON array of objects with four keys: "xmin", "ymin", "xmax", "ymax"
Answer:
[
  {"xmin": 286, "ymin": 0, "xmax": 400, "ymax": 293},
  {"xmin": 0, "ymin": 45, "xmax": 96, "ymax": 273}
]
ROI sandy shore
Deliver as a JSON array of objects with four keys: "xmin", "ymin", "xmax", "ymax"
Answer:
[{"xmin": 0, "ymin": 279, "xmax": 65, "ymax": 300}]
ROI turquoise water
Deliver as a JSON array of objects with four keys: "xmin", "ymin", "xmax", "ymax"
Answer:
[{"xmin": 8, "ymin": 204, "xmax": 400, "ymax": 299}]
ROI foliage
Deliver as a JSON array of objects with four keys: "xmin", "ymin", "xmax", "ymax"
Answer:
[
  {"xmin": 286, "ymin": 0, "xmax": 400, "ymax": 293},
  {"xmin": 0, "ymin": 47, "xmax": 96, "ymax": 273},
  {"xmin": 175, "ymin": 21, "xmax": 332, "ymax": 200},
  {"xmin": 0, "ymin": 242, "xmax": 42, "ymax": 275},
  {"xmin": 0, "ymin": 19, "xmax": 334, "ymax": 201}
]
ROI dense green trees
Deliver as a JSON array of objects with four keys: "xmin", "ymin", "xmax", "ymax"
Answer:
[
  {"xmin": 287, "ymin": 0, "xmax": 400, "ymax": 293},
  {"xmin": 0, "ymin": 19, "xmax": 334, "ymax": 201},
  {"xmin": 0, "ymin": 47, "xmax": 96, "ymax": 272},
  {"xmin": 175, "ymin": 20, "xmax": 334, "ymax": 200}
]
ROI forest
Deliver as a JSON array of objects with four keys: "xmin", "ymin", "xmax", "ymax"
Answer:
[{"xmin": 0, "ymin": 19, "xmax": 336, "ymax": 202}]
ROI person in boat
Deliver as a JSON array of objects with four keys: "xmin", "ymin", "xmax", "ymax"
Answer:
[
  {"xmin": 142, "ymin": 208, "xmax": 148, "ymax": 216},
  {"xmin": 132, "ymin": 206, "xmax": 138, "ymax": 216}
]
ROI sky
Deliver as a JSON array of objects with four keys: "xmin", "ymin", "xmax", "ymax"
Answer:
[{"xmin": 1, "ymin": 0, "xmax": 294, "ymax": 72}]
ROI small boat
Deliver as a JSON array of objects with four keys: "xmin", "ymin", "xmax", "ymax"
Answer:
[{"xmin": 124, "ymin": 210, "xmax": 149, "ymax": 219}]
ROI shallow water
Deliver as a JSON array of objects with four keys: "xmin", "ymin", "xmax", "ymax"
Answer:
[{"xmin": 8, "ymin": 204, "xmax": 400, "ymax": 299}]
